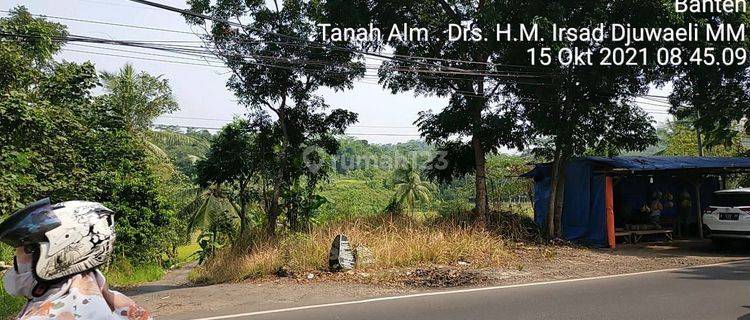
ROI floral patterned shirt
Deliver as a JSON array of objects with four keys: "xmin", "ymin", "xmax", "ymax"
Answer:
[{"xmin": 17, "ymin": 270, "xmax": 151, "ymax": 320}]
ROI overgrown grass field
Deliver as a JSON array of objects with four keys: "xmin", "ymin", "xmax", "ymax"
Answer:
[{"xmin": 188, "ymin": 213, "xmax": 535, "ymax": 284}]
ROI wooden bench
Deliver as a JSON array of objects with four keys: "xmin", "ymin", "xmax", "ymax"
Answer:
[
  {"xmin": 632, "ymin": 229, "xmax": 673, "ymax": 243},
  {"xmin": 615, "ymin": 230, "xmax": 633, "ymax": 244}
]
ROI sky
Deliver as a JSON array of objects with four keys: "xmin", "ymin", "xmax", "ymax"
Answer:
[{"xmin": 3, "ymin": 0, "xmax": 673, "ymax": 145}]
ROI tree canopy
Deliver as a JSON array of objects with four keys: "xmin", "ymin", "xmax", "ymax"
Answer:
[
  {"xmin": 185, "ymin": 0, "xmax": 361, "ymax": 235},
  {"xmin": 0, "ymin": 7, "xmax": 183, "ymax": 264},
  {"xmin": 321, "ymin": 1, "xmax": 663, "ymax": 230}
]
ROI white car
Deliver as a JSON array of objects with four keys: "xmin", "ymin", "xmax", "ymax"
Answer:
[{"xmin": 703, "ymin": 188, "xmax": 750, "ymax": 243}]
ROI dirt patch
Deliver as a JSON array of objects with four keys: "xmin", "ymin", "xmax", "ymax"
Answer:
[
  {"xmin": 127, "ymin": 240, "xmax": 750, "ymax": 319},
  {"xmin": 404, "ymin": 267, "xmax": 486, "ymax": 287}
]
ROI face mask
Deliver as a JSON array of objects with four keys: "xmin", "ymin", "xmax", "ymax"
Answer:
[{"xmin": 3, "ymin": 258, "xmax": 36, "ymax": 298}]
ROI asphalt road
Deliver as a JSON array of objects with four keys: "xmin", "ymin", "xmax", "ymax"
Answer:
[{"xmin": 181, "ymin": 260, "xmax": 750, "ymax": 320}]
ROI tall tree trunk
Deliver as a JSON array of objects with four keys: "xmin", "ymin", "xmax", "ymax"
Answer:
[
  {"xmin": 238, "ymin": 204, "xmax": 247, "ymax": 237},
  {"xmin": 238, "ymin": 182, "xmax": 248, "ymax": 237},
  {"xmin": 267, "ymin": 183, "xmax": 281, "ymax": 237},
  {"xmin": 471, "ymin": 80, "xmax": 489, "ymax": 219},
  {"xmin": 286, "ymin": 205, "xmax": 299, "ymax": 232},
  {"xmin": 267, "ymin": 97, "xmax": 290, "ymax": 237},
  {"xmin": 473, "ymin": 134, "xmax": 488, "ymax": 218},
  {"xmin": 546, "ymin": 146, "xmax": 562, "ymax": 238},
  {"xmin": 553, "ymin": 159, "xmax": 567, "ymax": 238}
]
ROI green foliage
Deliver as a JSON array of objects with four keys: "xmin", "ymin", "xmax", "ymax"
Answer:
[
  {"xmin": 152, "ymin": 127, "xmax": 212, "ymax": 178},
  {"xmin": 99, "ymin": 63, "xmax": 178, "ymax": 133},
  {"xmin": 0, "ymin": 285, "xmax": 25, "ymax": 320},
  {"xmin": 318, "ymin": 179, "xmax": 392, "ymax": 220},
  {"xmin": 435, "ymin": 199, "xmax": 474, "ymax": 220},
  {"xmin": 661, "ymin": 121, "xmax": 747, "ymax": 157},
  {"xmin": 195, "ymin": 120, "xmax": 260, "ymax": 235},
  {"xmin": 186, "ymin": 0, "xmax": 362, "ymax": 235},
  {"xmin": 666, "ymin": 9, "xmax": 750, "ymax": 146},
  {"xmin": 104, "ymin": 259, "xmax": 165, "ymax": 288},
  {"xmin": 392, "ymin": 164, "xmax": 432, "ymax": 213},
  {"xmin": 0, "ymin": 245, "xmax": 20, "ymax": 317},
  {"xmin": 485, "ymin": 154, "xmax": 533, "ymax": 204},
  {"xmin": 0, "ymin": 8, "xmax": 182, "ymax": 266},
  {"xmin": 193, "ymin": 231, "xmax": 223, "ymax": 265},
  {"xmin": 175, "ymin": 241, "xmax": 200, "ymax": 264}
]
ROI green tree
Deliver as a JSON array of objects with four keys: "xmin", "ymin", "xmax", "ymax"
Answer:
[
  {"xmin": 195, "ymin": 120, "xmax": 259, "ymax": 236},
  {"xmin": 666, "ymin": 8, "xmax": 750, "ymax": 147},
  {"xmin": 392, "ymin": 164, "xmax": 432, "ymax": 214},
  {"xmin": 323, "ymin": 1, "xmax": 665, "ymax": 231},
  {"xmin": 0, "ymin": 7, "xmax": 181, "ymax": 264},
  {"xmin": 182, "ymin": 183, "xmax": 236, "ymax": 233},
  {"xmin": 661, "ymin": 120, "xmax": 746, "ymax": 157},
  {"xmin": 152, "ymin": 126, "xmax": 212, "ymax": 179},
  {"xmin": 185, "ymin": 0, "xmax": 361, "ymax": 235},
  {"xmin": 491, "ymin": 0, "xmax": 668, "ymax": 237},
  {"xmin": 322, "ymin": 0, "xmax": 531, "ymax": 219},
  {"xmin": 98, "ymin": 63, "xmax": 184, "ymax": 159}
]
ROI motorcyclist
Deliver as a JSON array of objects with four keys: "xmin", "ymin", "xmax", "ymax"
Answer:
[{"xmin": 1, "ymin": 198, "xmax": 152, "ymax": 319}]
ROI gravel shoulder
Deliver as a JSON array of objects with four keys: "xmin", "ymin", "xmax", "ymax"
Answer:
[{"xmin": 126, "ymin": 240, "xmax": 750, "ymax": 319}]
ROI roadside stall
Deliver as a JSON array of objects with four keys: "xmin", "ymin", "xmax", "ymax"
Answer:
[{"xmin": 522, "ymin": 157, "xmax": 750, "ymax": 248}]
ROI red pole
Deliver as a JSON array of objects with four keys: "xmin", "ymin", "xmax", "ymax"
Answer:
[{"xmin": 606, "ymin": 176, "xmax": 616, "ymax": 249}]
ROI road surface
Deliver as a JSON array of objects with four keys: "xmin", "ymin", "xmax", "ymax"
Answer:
[{"xmin": 172, "ymin": 260, "xmax": 750, "ymax": 320}]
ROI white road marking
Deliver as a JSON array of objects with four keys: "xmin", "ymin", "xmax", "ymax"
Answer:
[{"xmin": 187, "ymin": 259, "xmax": 748, "ymax": 320}]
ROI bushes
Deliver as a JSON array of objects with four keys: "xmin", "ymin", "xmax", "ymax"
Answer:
[
  {"xmin": 318, "ymin": 179, "xmax": 392, "ymax": 220},
  {"xmin": 436, "ymin": 199, "xmax": 474, "ymax": 219},
  {"xmin": 486, "ymin": 211, "xmax": 544, "ymax": 243},
  {"xmin": 0, "ymin": 286, "xmax": 25, "ymax": 320},
  {"xmin": 0, "ymin": 9, "xmax": 183, "ymax": 266},
  {"xmin": 105, "ymin": 259, "xmax": 165, "ymax": 288},
  {"xmin": 189, "ymin": 216, "xmax": 512, "ymax": 284}
]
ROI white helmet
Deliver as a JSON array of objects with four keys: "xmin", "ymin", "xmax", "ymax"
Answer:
[{"xmin": 0, "ymin": 198, "xmax": 116, "ymax": 282}]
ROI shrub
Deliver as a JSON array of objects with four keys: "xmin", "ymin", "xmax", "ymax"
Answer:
[
  {"xmin": 104, "ymin": 258, "xmax": 165, "ymax": 288},
  {"xmin": 486, "ymin": 211, "xmax": 544, "ymax": 243},
  {"xmin": 318, "ymin": 179, "xmax": 392, "ymax": 220},
  {"xmin": 1, "ymin": 286, "xmax": 25, "ymax": 320},
  {"xmin": 436, "ymin": 199, "xmax": 474, "ymax": 220}
]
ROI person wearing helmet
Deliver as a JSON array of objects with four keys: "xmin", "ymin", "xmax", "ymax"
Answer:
[{"xmin": 1, "ymin": 198, "xmax": 152, "ymax": 320}]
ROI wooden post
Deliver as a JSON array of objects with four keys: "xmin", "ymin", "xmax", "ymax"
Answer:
[
  {"xmin": 606, "ymin": 176, "xmax": 616, "ymax": 249},
  {"xmin": 694, "ymin": 176, "xmax": 704, "ymax": 239}
]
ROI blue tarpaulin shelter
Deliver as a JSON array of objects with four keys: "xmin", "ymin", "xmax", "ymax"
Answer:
[{"xmin": 523, "ymin": 157, "xmax": 750, "ymax": 247}]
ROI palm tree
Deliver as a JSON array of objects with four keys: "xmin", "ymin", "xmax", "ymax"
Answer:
[
  {"xmin": 393, "ymin": 164, "xmax": 432, "ymax": 214},
  {"xmin": 100, "ymin": 64, "xmax": 207, "ymax": 160},
  {"xmin": 179, "ymin": 183, "xmax": 240, "ymax": 235}
]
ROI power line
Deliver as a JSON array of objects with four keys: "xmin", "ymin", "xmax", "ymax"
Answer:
[
  {"xmin": 62, "ymin": 48, "xmax": 228, "ymax": 69},
  {"xmin": 67, "ymin": 43, "xmax": 222, "ymax": 63},
  {"xmin": 635, "ymin": 99, "xmax": 672, "ymax": 109},
  {"xmin": 16, "ymin": 5, "xmax": 542, "ymax": 72},
  {"xmin": 153, "ymin": 123, "xmax": 422, "ymax": 137},
  {"xmin": 29, "ymin": 32, "xmax": 552, "ymax": 79},
  {"xmin": 3, "ymin": 9, "xmax": 552, "ymax": 75},
  {"xmin": 47, "ymin": 40, "xmax": 684, "ymax": 111},
  {"xmin": 77, "ymin": 0, "xmax": 165, "ymax": 12},
  {"xmin": 0, "ymin": 10, "xmax": 695, "ymax": 99},
  {"xmin": 0, "ymin": 8, "xmax": 562, "ymax": 78},
  {"xmin": 0, "ymin": 23, "xmax": 680, "ymax": 112},
  {"xmin": 125, "ymin": 0, "xmax": 556, "ymax": 75},
  {"xmin": 0, "ymin": 10, "xmax": 197, "ymax": 35},
  {"xmin": 125, "ymin": 0, "xmax": 460, "ymax": 73},
  {"xmin": 159, "ymin": 115, "xmax": 417, "ymax": 129}
]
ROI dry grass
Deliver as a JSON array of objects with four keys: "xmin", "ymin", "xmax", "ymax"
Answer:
[{"xmin": 189, "ymin": 216, "xmax": 514, "ymax": 284}]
